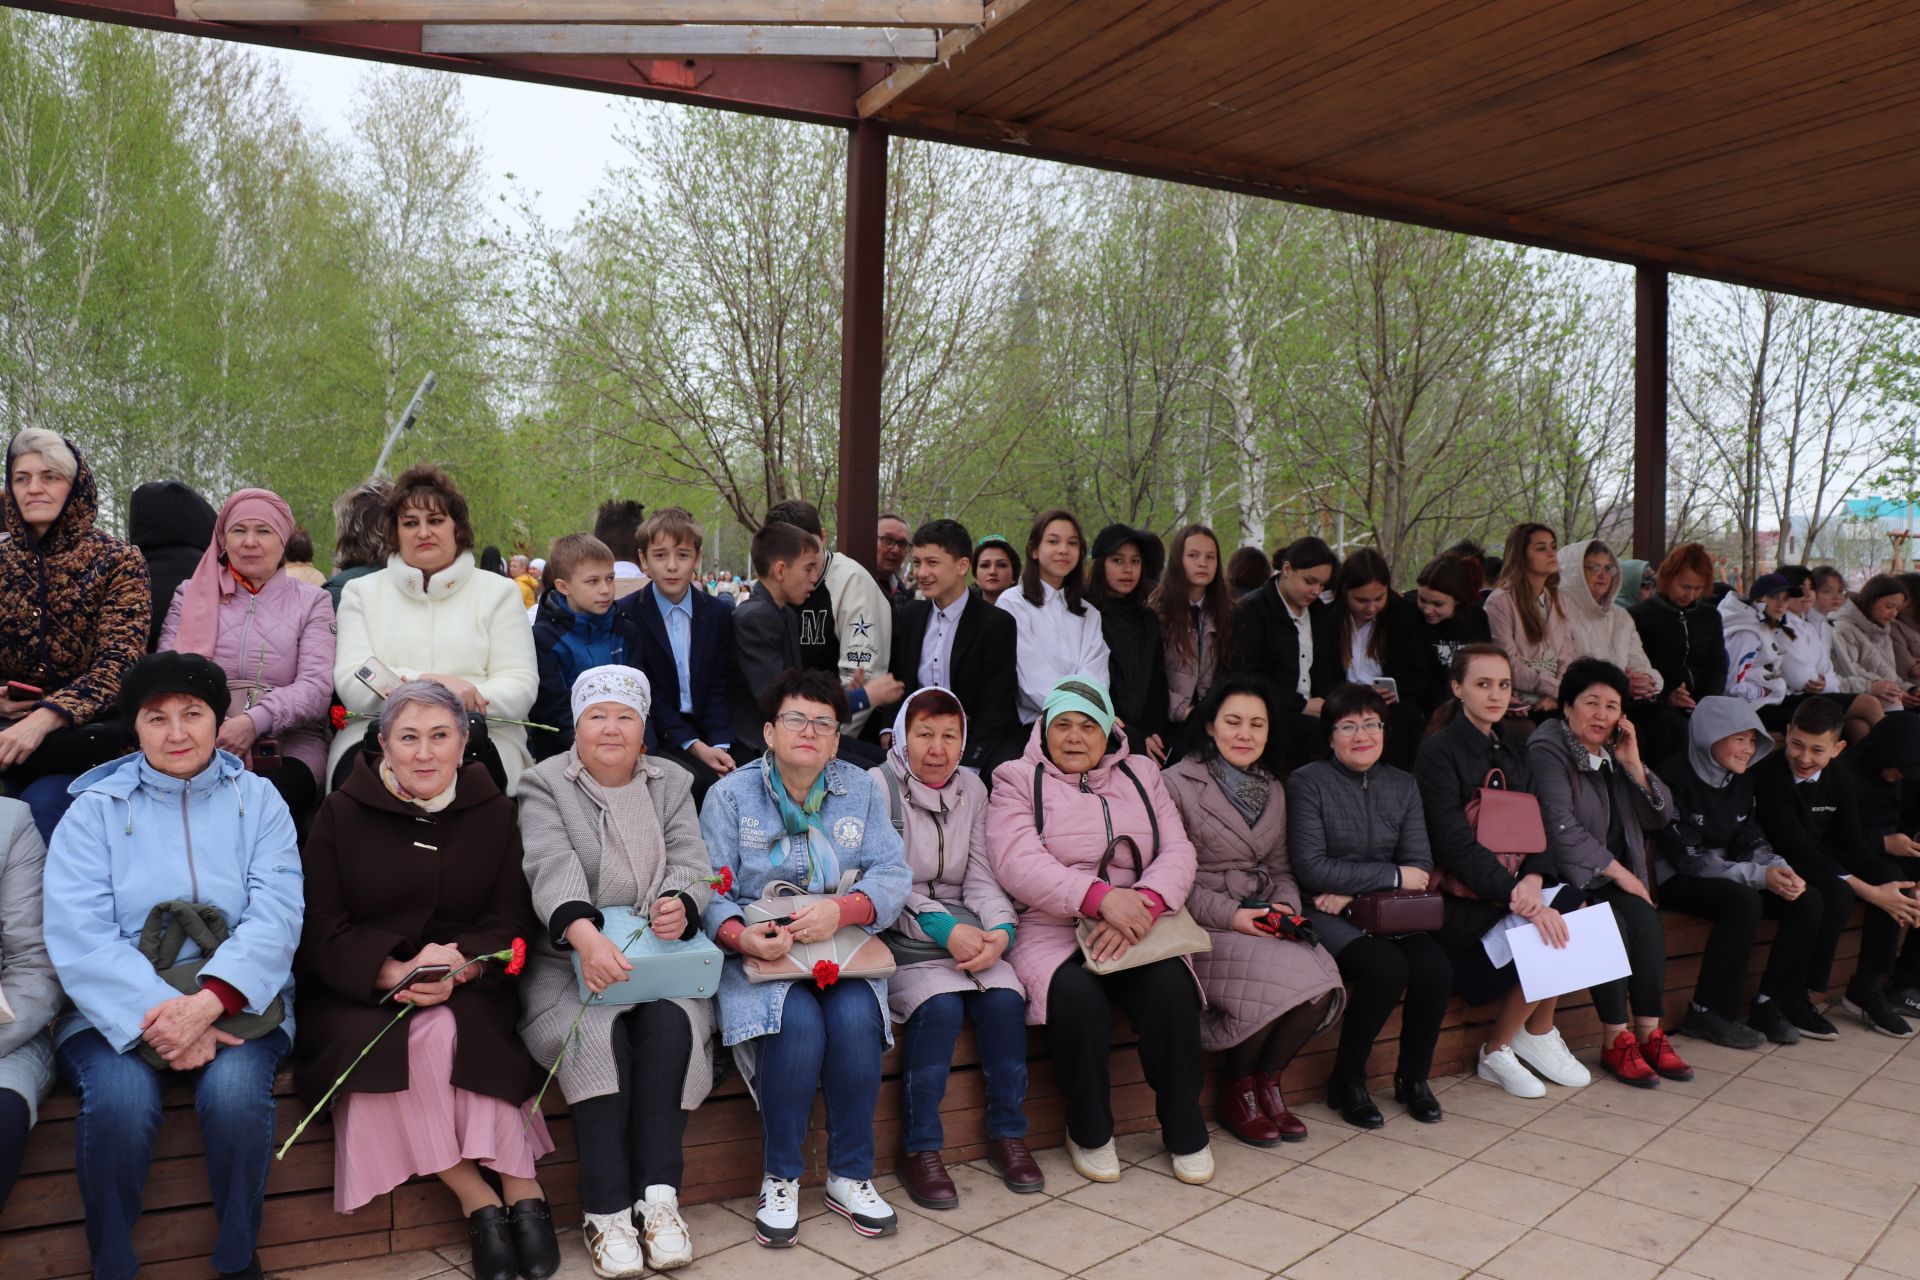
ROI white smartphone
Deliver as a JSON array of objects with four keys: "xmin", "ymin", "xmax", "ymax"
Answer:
[
  {"xmin": 1371, "ymin": 677, "xmax": 1398, "ymax": 699},
  {"xmin": 355, "ymin": 657, "xmax": 404, "ymax": 699}
]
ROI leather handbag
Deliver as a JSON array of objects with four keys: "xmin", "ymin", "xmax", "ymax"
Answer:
[
  {"xmin": 135, "ymin": 901, "xmax": 286, "ymax": 1069},
  {"xmin": 572, "ymin": 905, "xmax": 723, "ymax": 1005},
  {"xmin": 1075, "ymin": 835, "xmax": 1212, "ymax": 975},
  {"xmin": 1343, "ymin": 888, "xmax": 1444, "ymax": 936},
  {"xmin": 1434, "ymin": 768, "xmax": 1548, "ymax": 900},
  {"xmin": 742, "ymin": 879, "xmax": 897, "ymax": 984}
]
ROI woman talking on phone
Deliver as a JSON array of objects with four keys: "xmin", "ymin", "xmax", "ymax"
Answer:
[
  {"xmin": 1528, "ymin": 659, "xmax": 1691, "ymax": 1089},
  {"xmin": 296, "ymin": 680, "xmax": 555, "ymax": 1280}
]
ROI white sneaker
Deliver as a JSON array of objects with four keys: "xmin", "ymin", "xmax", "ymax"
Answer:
[
  {"xmin": 1170, "ymin": 1143, "xmax": 1215, "ymax": 1185},
  {"xmin": 1510, "ymin": 1025, "xmax": 1592, "ymax": 1087},
  {"xmin": 754, "ymin": 1175, "xmax": 800, "ymax": 1248},
  {"xmin": 636, "ymin": 1185, "xmax": 693, "ymax": 1270},
  {"xmin": 1478, "ymin": 1043, "xmax": 1548, "ymax": 1098},
  {"xmin": 583, "ymin": 1210, "xmax": 646, "ymax": 1279},
  {"xmin": 824, "ymin": 1174, "xmax": 898, "ymax": 1237},
  {"xmin": 1066, "ymin": 1137, "xmax": 1122, "ymax": 1183}
]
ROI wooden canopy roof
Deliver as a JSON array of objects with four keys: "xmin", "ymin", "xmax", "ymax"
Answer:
[{"xmin": 15, "ymin": 0, "xmax": 1919, "ymax": 318}]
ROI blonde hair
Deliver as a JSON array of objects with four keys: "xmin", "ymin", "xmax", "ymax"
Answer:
[{"xmin": 8, "ymin": 429, "xmax": 78, "ymax": 482}]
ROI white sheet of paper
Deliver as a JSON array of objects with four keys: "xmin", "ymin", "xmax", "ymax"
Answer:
[
  {"xmin": 1506, "ymin": 901, "xmax": 1632, "ymax": 1002},
  {"xmin": 1479, "ymin": 911, "xmax": 1530, "ymax": 968}
]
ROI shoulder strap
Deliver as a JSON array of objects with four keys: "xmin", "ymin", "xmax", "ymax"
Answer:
[
  {"xmin": 882, "ymin": 767, "xmax": 904, "ymax": 835},
  {"xmin": 1116, "ymin": 760, "xmax": 1160, "ymax": 861},
  {"xmin": 1483, "ymin": 768, "xmax": 1507, "ymax": 791},
  {"xmin": 1033, "ymin": 761, "xmax": 1047, "ymax": 836}
]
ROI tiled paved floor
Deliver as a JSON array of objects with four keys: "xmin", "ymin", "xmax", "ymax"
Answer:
[{"xmin": 272, "ymin": 1028, "xmax": 1920, "ymax": 1280}]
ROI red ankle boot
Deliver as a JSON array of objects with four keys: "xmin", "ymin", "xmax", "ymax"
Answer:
[
  {"xmin": 1600, "ymin": 1029, "xmax": 1659, "ymax": 1088},
  {"xmin": 1253, "ymin": 1071, "xmax": 1308, "ymax": 1142},
  {"xmin": 1640, "ymin": 1027, "xmax": 1694, "ymax": 1082},
  {"xmin": 1219, "ymin": 1074, "xmax": 1282, "ymax": 1147}
]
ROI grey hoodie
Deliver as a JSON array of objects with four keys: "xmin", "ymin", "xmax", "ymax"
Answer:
[{"xmin": 1654, "ymin": 696, "xmax": 1785, "ymax": 887}]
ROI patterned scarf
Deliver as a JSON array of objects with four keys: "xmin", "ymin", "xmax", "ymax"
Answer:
[
  {"xmin": 378, "ymin": 758, "xmax": 458, "ymax": 813},
  {"xmin": 1207, "ymin": 754, "xmax": 1272, "ymax": 828},
  {"xmin": 763, "ymin": 759, "xmax": 828, "ymax": 875}
]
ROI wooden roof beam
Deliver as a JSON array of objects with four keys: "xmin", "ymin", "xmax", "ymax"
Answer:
[
  {"xmin": 178, "ymin": 0, "xmax": 977, "ymax": 22},
  {"xmin": 423, "ymin": 22, "xmax": 937, "ymax": 57}
]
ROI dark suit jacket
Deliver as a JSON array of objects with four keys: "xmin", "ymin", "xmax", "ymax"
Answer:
[
  {"xmin": 888, "ymin": 590, "xmax": 1020, "ymax": 774},
  {"xmin": 620, "ymin": 584, "xmax": 735, "ymax": 754},
  {"xmin": 1229, "ymin": 578, "xmax": 1331, "ymax": 714},
  {"xmin": 1309, "ymin": 589, "xmax": 1434, "ymax": 710},
  {"xmin": 729, "ymin": 583, "xmax": 804, "ymax": 755}
]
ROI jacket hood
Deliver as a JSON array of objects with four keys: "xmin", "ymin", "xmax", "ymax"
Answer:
[
  {"xmin": 1559, "ymin": 538, "xmax": 1619, "ymax": 625},
  {"xmin": 1717, "ymin": 588, "xmax": 1767, "ymax": 639},
  {"xmin": 128, "ymin": 480, "xmax": 217, "ymax": 554},
  {"xmin": 4, "ymin": 432, "xmax": 99, "ymax": 554},
  {"xmin": 1615, "ymin": 559, "xmax": 1649, "ymax": 609},
  {"xmin": 338, "ymin": 752, "xmax": 505, "ymax": 815},
  {"xmin": 536, "ymin": 587, "xmax": 614, "ymax": 636},
  {"xmin": 1854, "ymin": 711, "xmax": 1920, "ymax": 777},
  {"xmin": 1834, "ymin": 598, "xmax": 1885, "ymax": 636},
  {"xmin": 1685, "ymin": 695, "xmax": 1773, "ymax": 789}
]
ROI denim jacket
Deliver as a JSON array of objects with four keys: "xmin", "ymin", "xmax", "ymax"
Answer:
[{"xmin": 699, "ymin": 757, "xmax": 910, "ymax": 1047}]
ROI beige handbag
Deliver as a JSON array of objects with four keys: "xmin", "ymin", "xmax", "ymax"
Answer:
[
  {"xmin": 1074, "ymin": 834, "xmax": 1212, "ymax": 975},
  {"xmin": 742, "ymin": 878, "xmax": 897, "ymax": 984}
]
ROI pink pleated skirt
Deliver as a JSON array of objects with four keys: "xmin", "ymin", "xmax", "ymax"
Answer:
[{"xmin": 332, "ymin": 1005, "xmax": 555, "ymax": 1213}]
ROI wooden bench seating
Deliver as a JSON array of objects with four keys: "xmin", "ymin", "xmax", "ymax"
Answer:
[{"xmin": 0, "ymin": 907, "xmax": 1866, "ymax": 1279}]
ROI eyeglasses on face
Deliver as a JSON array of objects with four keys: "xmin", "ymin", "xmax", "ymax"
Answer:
[
  {"xmin": 774, "ymin": 711, "xmax": 840, "ymax": 737},
  {"xmin": 1330, "ymin": 719, "xmax": 1386, "ymax": 737},
  {"xmin": 878, "ymin": 535, "xmax": 910, "ymax": 550}
]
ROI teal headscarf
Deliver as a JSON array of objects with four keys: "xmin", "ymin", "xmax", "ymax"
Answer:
[
  {"xmin": 1041, "ymin": 675, "xmax": 1117, "ymax": 739},
  {"xmin": 1616, "ymin": 559, "xmax": 1650, "ymax": 609}
]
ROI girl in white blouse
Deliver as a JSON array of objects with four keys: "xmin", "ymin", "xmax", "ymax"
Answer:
[{"xmin": 996, "ymin": 509, "xmax": 1111, "ymax": 723}]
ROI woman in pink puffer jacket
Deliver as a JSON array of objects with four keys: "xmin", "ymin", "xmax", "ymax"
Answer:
[
  {"xmin": 159, "ymin": 487, "xmax": 336, "ymax": 825},
  {"xmin": 987, "ymin": 676, "xmax": 1211, "ymax": 1187}
]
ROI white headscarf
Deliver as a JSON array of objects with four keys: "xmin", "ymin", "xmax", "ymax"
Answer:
[
  {"xmin": 888, "ymin": 686, "xmax": 968, "ymax": 787},
  {"xmin": 571, "ymin": 664, "xmax": 652, "ymax": 724}
]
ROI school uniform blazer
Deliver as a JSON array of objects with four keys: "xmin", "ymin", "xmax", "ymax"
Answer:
[
  {"xmin": 727, "ymin": 583, "xmax": 802, "ymax": 756},
  {"xmin": 1228, "ymin": 579, "xmax": 1329, "ymax": 714},
  {"xmin": 889, "ymin": 591, "xmax": 1020, "ymax": 774},
  {"xmin": 622, "ymin": 583, "xmax": 735, "ymax": 753}
]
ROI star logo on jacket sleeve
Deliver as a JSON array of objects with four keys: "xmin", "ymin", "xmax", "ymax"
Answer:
[{"xmin": 852, "ymin": 617, "xmax": 873, "ymax": 640}]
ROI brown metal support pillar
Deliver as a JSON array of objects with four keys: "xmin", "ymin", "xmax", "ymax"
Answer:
[
  {"xmin": 836, "ymin": 119, "xmax": 887, "ymax": 575},
  {"xmin": 1633, "ymin": 265, "xmax": 1669, "ymax": 564}
]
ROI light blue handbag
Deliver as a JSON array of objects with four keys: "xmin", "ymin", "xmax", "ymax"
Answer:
[{"xmin": 572, "ymin": 905, "xmax": 723, "ymax": 1005}]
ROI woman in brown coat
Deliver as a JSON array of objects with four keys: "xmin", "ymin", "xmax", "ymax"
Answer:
[
  {"xmin": 1162, "ymin": 673, "xmax": 1344, "ymax": 1147},
  {"xmin": 296, "ymin": 680, "xmax": 554, "ymax": 1280}
]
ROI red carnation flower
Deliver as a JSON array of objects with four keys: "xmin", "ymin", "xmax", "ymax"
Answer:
[
  {"xmin": 505, "ymin": 937, "xmax": 527, "ymax": 977},
  {"xmin": 709, "ymin": 867, "xmax": 734, "ymax": 895},
  {"xmin": 812, "ymin": 959, "xmax": 840, "ymax": 987},
  {"xmin": 329, "ymin": 705, "xmax": 347, "ymax": 731}
]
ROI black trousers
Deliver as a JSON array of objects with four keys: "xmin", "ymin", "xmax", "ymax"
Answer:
[
  {"xmin": 566, "ymin": 1002, "xmax": 693, "ymax": 1215},
  {"xmin": 1331, "ymin": 932, "xmax": 1451, "ymax": 1083},
  {"xmin": 1658, "ymin": 873, "xmax": 1844, "ymax": 1015},
  {"xmin": 1851, "ymin": 852, "xmax": 1920, "ymax": 993},
  {"xmin": 261, "ymin": 759, "xmax": 319, "ymax": 842},
  {"xmin": 1580, "ymin": 882, "xmax": 1669, "ymax": 1025},
  {"xmin": 1044, "ymin": 957, "xmax": 1206, "ymax": 1156}
]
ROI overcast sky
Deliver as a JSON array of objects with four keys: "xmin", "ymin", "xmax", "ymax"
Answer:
[{"xmin": 258, "ymin": 43, "xmax": 647, "ymax": 230}]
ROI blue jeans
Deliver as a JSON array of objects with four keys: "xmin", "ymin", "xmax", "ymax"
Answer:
[
  {"xmin": 57, "ymin": 1028, "xmax": 291, "ymax": 1280},
  {"xmin": 18, "ymin": 772, "xmax": 77, "ymax": 845},
  {"xmin": 901, "ymin": 988, "xmax": 1029, "ymax": 1153},
  {"xmin": 756, "ymin": 982, "xmax": 882, "ymax": 1181}
]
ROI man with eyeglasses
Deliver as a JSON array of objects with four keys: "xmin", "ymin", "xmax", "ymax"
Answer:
[{"xmin": 876, "ymin": 514, "xmax": 913, "ymax": 604}]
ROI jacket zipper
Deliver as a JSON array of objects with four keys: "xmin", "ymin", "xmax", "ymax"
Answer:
[
  {"xmin": 180, "ymin": 787, "xmax": 200, "ymax": 901},
  {"xmin": 235, "ymin": 591, "xmax": 259, "ymax": 696}
]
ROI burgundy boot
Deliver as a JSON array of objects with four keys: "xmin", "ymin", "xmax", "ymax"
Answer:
[
  {"xmin": 1254, "ymin": 1071, "xmax": 1309, "ymax": 1142},
  {"xmin": 1218, "ymin": 1074, "xmax": 1283, "ymax": 1147}
]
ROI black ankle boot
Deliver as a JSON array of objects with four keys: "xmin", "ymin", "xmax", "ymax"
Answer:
[
  {"xmin": 1326, "ymin": 1073, "xmax": 1384, "ymax": 1129},
  {"xmin": 1394, "ymin": 1075, "xmax": 1443, "ymax": 1123},
  {"xmin": 507, "ymin": 1198, "xmax": 560, "ymax": 1280},
  {"xmin": 468, "ymin": 1205, "xmax": 518, "ymax": 1280}
]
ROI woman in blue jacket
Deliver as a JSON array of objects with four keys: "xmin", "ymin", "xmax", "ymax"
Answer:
[
  {"xmin": 43, "ymin": 652, "xmax": 304, "ymax": 1280},
  {"xmin": 699, "ymin": 668, "xmax": 911, "ymax": 1252}
]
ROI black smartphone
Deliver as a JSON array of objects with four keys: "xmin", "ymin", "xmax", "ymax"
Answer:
[{"xmin": 380, "ymin": 963, "xmax": 453, "ymax": 1003}]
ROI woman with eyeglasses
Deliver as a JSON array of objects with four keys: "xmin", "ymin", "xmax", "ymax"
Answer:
[
  {"xmin": 1288, "ymin": 683, "xmax": 1451, "ymax": 1129},
  {"xmin": 699, "ymin": 669, "xmax": 912, "ymax": 1250}
]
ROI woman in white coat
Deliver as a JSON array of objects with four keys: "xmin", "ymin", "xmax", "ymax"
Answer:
[{"xmin": 329, "ymin": 465, "xmax": 538, "ymax": 794}]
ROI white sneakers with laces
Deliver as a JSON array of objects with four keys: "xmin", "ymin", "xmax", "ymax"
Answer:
[
  {"xmin": 1478, "ymin": 1043, "xmax": 1548, "ymax": 1098},
  {"xmin": 1066, "ymin": 1137, "xmax": 1122, "ymax": 1183},
  {"xmin": 754, "ymin": 1175, "xmax": 800, "ymax": 1248},
  {"xmin": 582, "ymin": 1210, "xmax": 645, "ymax": 1279},
  {"xmin": 824, "ymin": 1174, "xmax": 899, "ymax": 1237},
  {"xmin": 1509, "ymin": 1025, "xmax": 1592, "ymax": 1087},
  {"xmin": 637, "ymin": 1185, "xmax": 693, "ymax": 1269}
]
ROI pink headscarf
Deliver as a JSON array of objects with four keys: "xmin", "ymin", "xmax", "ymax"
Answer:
[{"xmin": 171, "ymin": 487, "xmax": 295, "ymax": 659}]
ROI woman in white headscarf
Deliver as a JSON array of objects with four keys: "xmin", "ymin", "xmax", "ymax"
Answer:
[
  {"xmin": 867, "ymin": 688, "xmax": 1035, "ymax": 1211},
  {"xmin": 515, "ymin": 666, "xmax": 716, "ymax": 1276}
]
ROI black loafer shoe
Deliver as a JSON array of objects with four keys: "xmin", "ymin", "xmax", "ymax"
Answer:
[
  {"xmin": 1394, "ymin": 1076, "xmax": 1444, "ymax": 1124},
  {"xmin": 469, "ymin": 1205, "xmax": 519, "ymax": 1280},
  {"xmin": 506, "ymin": 1198, "xmax": 560, "ymax": 1280},
  {"xmin": 1327, "ymin": 1073, "xmax": 1384, "ymax": 1130},
  {"xmin": 215, "ymin": 1255, "xmax": 263, "ymax": 1280}
]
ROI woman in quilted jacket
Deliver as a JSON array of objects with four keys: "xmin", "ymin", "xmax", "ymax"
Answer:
[
  {"xmin": 159, "ymin": 487, "xmax": 337, "ymax": 829},
  {"xmin": 1162, "ymin": 673, "xmax": 1344, "ymax": 1148},
  {"xmin": 987, "ymin": 675, "xmax": 1211, "ymax": 1187},
  {"xmin": 0, "ymin": 430, "xmax": 151, "ymax": 842},
  {"xmin": 1288, "ymin": 682, "xmax": 1451, "ymax": 1130}
]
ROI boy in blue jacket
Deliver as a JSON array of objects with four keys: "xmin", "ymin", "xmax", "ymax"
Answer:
[{"xmin": 530, "ymin": 533, "xmax": 636, "ymax": 760}]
